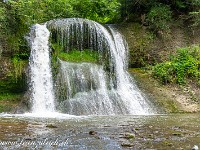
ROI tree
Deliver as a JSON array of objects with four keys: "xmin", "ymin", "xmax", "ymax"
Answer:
[{"xmin": 0, "ymin": 0, "xmax": 120, "ymax": 54}]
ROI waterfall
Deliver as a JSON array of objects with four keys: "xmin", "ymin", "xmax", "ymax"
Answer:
[
  {"xmin": 27, "ymin": 18, "xmax": 153, "ymax": 115},
  {"xmin": 28, "ymin": 24, "xmax": 55, "ymax": 113}
]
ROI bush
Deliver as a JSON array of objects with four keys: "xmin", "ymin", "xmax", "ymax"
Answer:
[
  {"xmin": 152, "ymin": 45, "xmax": 200, "ymax": 85},
  {"xmin": 153, "ymin": 62, "xmax": 174, "ymax": 84}
]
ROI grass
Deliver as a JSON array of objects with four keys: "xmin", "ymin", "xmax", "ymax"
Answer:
[{"xmin": 58, "ymin": 50, "xmax": 99, "ymax": 63}]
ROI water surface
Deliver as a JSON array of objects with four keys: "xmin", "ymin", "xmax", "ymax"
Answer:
[{"xmin": 0, "ymin": 113, "xmax": 199, "ymax": 149}]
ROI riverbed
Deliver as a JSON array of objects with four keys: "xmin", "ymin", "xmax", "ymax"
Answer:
[{"xmin": 0, "ymin": 113, "xmax": 199, "ymax": 149}]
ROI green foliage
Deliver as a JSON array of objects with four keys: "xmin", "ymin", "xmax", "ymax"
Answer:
[
  {"xmin": 58, "ymin": 50, "xmax": 99, "ymax": 63},
  {"xmin": 0, "ymin": 0, "xmax": 120, "ymax": 55},
  {"xmin": 12, "ymin": 55, "xmax": 27, "ymax": 82},
  {"xmin": 68, "ymin": 0, "xmax": 121, "ymax": 23},
  {"xmin": 51, "ymin": 43, "xmax": 99, "ymax": 63},
  {"xmin": 0, "ymin": 93, "xmax": 21, "ymax": 101},
  {"xmin": 188, "ymin": 0, "xmax": 200, "ymax": 27},
  {"xmin": 9, "ymin": 0, "xmax": 120, "ymax": 27},
  {"xmin": 147, "ymin": 3, "xmax": 172, "ymax": 33},
  {"xmin": 0, "ymin": 3, "xmax": 11, "ymax": 52},
  {"xmin": 121, "ymin": 23, "xmax": 155, "ymax": 67},
  {"xmin": 0, "ymin": 79, "xmax": 25, "ymax": 100},
  {"xmin": 153, "ymin": 45, "xmax": 200, "ymax": 85},
  {"xmin": 119, "ymin": 0, "xmax": 184, "ymax": 22},
  {"xmin": 10, "ymin": 0, "xmax": 71, "ymax": 26},
  {"xmin": 153, "ymin": 62, "xmax": 174, "ymax": 84},
  {"xmin": 190, "ymin": 11, "xmax": 200, "ymax": 27},
  {"xmin": 0, "ymin": 3, "xmax": 8, "ymax": 33},
  {"xmin": 174, "ymin": 0, "xmax": 187, "ymax": 9},
  {"xmin": 130, "ymin": 28, "xmax": 154, "ymax": 67},
  {"xmin": 119, "ymin": 0, "xmax": 151, "ymax": 20},
  {"xmin": 0, "ymin": 79, "xmax": 23, "ymax": 112},
  {"xmin": 0, "ymin": 7, "xmax": 6, "ymax": 24}
]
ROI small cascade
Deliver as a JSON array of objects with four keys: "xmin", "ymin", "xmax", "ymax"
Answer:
[
  {"xmin": 28, "ymin": 24, "xmax": 55, "ymax": 113},
  {"xmin": 108, "ymin": 26, "xmax": 151, "ymax": 114},
  {"xmin": 56, "ymin": 61, "xmax": 119, "ymax": 115}
]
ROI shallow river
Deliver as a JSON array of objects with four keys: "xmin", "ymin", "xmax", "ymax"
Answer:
[{"xmin": 0, "ymin": 113, "xmax": 199, "ymax": 149}]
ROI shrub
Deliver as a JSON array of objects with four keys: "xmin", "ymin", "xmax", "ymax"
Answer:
[
  {"xmin": 152, "ymin": 45, "xmax": 200, "ymax": 85},
  {"xmin": 153, "ymin": 62, "xmax": 174, "ymax": 84}
]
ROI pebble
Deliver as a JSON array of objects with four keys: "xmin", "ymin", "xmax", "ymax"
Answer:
[{"xmin": 192, "ymin": 145, "xmax": 198, "ymax": 150}]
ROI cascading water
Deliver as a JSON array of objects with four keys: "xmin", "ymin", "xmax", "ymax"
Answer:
[
  {"xmin": 28, "ymin": 24, "xmax": 55, "ymax": 113},
  {"xmin": 108, "ymin": 26, "xmax": 151, "ymax": 114},
  {"xmin": 27, "ymin": 18, "xmax": 153, "ymax": 116},
  {"xmin": 46, "ymin": 18, "xmax": 153, "ymax": 115},
  {"xmin": 56, "ymin": 61, "xmax": 118, "ymax": 115}
]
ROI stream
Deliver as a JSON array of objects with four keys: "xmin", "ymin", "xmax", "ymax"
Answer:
[
  {"xmin": 0, "ymin": 113, "xmax": 199, "ymax": 149},
  {"xmin": 2, "ymin": 19, "xmax": 198, "ymax": 150}
]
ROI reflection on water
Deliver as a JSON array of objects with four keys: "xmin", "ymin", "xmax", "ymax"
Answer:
[{"xmin": 0, "ymin": 114, "xmax": 200, "ymax": 149}]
